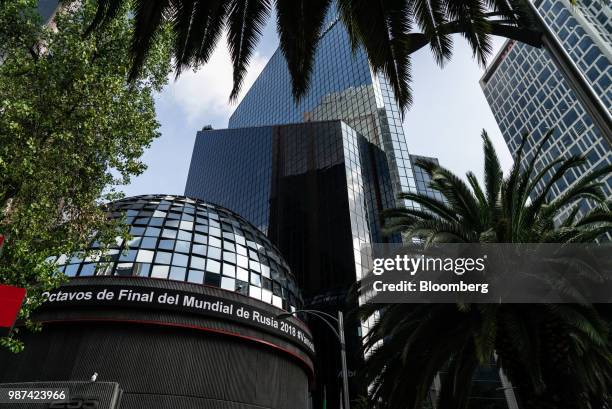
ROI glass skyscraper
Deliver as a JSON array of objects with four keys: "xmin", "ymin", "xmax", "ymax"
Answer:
[
  {"xmin": 219, "ymin": 4, "xmax": 419, "ymax": 325},
  {"xmin": 186, "ymin": 119, "xmax": 395, "ymax": 407},
  {"xmin": 480, "ymin": 0, "xmax": 611, "ymax": 222},
  {"xmin": 186, "ymin": 120, "xmax": 391, "ymax": 288},
  {"xmin": 185, "ymin": 7, "xmax": 421, "ymax": 406},
  {"xmin": 228, "ymin": 9, "xmax": 418, "ymax": 211},
  {"xmin": 187, "ymin": 4, "xmax": 419, "ymax": 318}
]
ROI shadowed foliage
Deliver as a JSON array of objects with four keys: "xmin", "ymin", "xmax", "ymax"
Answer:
[
  {"xmin": 359, "ymin": 130, "xmax": 612, "ymax": 408},
  {"xmin": 83, "ymin": 0, "xmax": 545, "ymax": 112}
]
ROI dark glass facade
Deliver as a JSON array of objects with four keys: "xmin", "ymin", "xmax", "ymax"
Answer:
[
  {"xmin": 228, "ymin": 7, "xmax": 418, "ymax": 212},
  {"xmin": 186, "ymin": 120, "xmax": 396, "ymax": 407},
  {"xmin": 186, "ymin": 1, "xmax": 416, "ymax": 313},
  {"xmin": 186, "ymin": 121, "xmax": 395, "ymax": 294},
  {"xmin": 185, "ymin": 5, "xmax": 423, "ymax": 407},
  {"xmin": 184, "ymin": 127, "xmax": 273, "ymax": 233}
]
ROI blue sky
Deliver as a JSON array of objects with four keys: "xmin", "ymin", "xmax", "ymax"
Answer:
[{"xmin": 120, "ymin": 22, "xmax": 514, "ymax": 198}]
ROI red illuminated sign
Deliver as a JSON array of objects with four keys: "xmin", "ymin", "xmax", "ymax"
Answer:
[{"xmin": 0, "ymin": 284, "xmax": 26, "ymax": 336}]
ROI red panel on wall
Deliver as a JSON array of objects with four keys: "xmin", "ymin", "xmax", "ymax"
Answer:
[{"xmin": 0, "ymin": 284, "xmax": 26, "ymax": 336}]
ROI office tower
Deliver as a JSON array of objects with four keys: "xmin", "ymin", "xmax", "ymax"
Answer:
[
  {"xmin": 187, "ymin": 4, "xmax": 417, "ymax": 377},
  {"xmin": 186, "ymin": 119, "xmax": 395, "ymax": 406},
  {"xmin": 187, "ymin": 4, "xmax": 416, "ymax": 303},
  {"xmin": 480, "ymin": 0, "xmax": 611, "ymax": 222},
  {"xmin": 186, "ymin": 7, "xmax": 418, "ymax": 408},
  {"xmin": 227, "ymin": 10, "xmax": 418, "ymax": 211},
  {"xmin": 187, "ymin": 120, "xmax": 393, "ymax": 290}
]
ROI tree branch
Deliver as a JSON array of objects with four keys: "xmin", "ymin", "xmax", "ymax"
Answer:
[
  {"xmin": 403, "ymin": 21, "xmax": 544, "ymax": 56},
  {"xmin": 28, "ymin": 44, "xmax": 39, "ymax": 61}
]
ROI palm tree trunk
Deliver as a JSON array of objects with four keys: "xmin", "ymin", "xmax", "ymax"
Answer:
[{"xmin": 498, "ymin": 365, "xmax": 521, "ymax": 409}]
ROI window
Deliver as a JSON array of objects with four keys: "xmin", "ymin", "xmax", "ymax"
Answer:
[
  {"xmin": 172, "ymin": 253, "xmax": 189, "ymax": 267},
  {"xmin": 116, "ymin": 263, "xmax": 134, "ymax": 276},
  {"xmin": 221, "ymin": 277, "xmax": 235, "ymax": 291},
  {"xmin": 192, "ymin": 244, "xmax": 206, "ymax": 255},
  {"xmin": 187, "ymin": 269, "xmax": 204, "ymax": 284},
  {"xmin": 136, "ymin": 250, "xmax": 154, "ymax": 263},
  {"xmin": 155, "ymin": 251, "xmax": 172, "ymax": 264},
  {"xmin": 151, "ymin": 265, "xmax": 169, "ymax": 279},
  {"xmin": 208, "ymin": 246, "xmax": 221, "ymax": 260},
  {"xmin": 79, "ymin": 264, "xmax": 96, "ymax": 276},
  {"xmin": 169, "ymin": 266, "xmax": 186, "ymax": 281},
  {"xmin": 223, "ymin": 263, "xmax": 236, "ymax": 277},
  {"xmin": 119, "ymin": 250, "xmax": 137, "ymax": 262},
  {"xmin": 206, "ymin": 260, "xmax": 221, "ymax": 274},
  {"xmin": 190, "ymin": 256, "xmax": 206, "ymax": 270},
  {"xmin": 144, "ymin": 227, "xmax": 160, "ymax": 237},
  {"xmin": 175, "ymin": 240, "xmax": 190, "ymax": 253},
  {"xmin": 159, "ymin": 239, "xmax": 175, "ymax": 250}
]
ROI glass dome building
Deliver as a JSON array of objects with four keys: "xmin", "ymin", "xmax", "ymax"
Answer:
[
  {"xmin": 55, "ymin": 194, "xmax": 303, "ymax": 312},
  {"xmin": 2, "ymin": 195, "xmax": 314, "ymax": 409}
]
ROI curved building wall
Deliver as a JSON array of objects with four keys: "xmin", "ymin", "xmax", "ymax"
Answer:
[{"xmin": 0, "ymin": 279, "xmax": 314, "ymax": 409}]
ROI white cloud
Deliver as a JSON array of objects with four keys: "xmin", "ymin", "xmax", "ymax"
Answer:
[{"xmin": 156, "ymin": 38, "xmax": 268, "ymax": 127}]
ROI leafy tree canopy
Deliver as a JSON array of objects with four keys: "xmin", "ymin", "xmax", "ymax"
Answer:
[{"xmin": 0, "ymin": 0, "xmax": 172, "ymax": 352}]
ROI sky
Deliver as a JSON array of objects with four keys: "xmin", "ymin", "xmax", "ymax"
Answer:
[{"xmin": 120, "ymin": 21, "xmax": 514, "ymax": 198}]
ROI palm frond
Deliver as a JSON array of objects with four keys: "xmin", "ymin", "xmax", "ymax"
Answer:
[
  {"xmin": 436, "ymin": 341, "xmax": 479, "ymax": 409},
  {"xmin": 560, "ymin": 205, "xmax": 581, "ymax": 228},
  {"xmin": 85, "ymin": 0, "xmax": 127, "ymax": 35},
  {"xmin": 539, "ymin": 164, "xmax": 612, "ymax": 219},
  {"xmin": 410, "ymin": 0, "xmax": 452, "ymax": 65},
  {"xmin": 515, "ymin": 129, "xmax": 555, "ymax": 207},
  {"xmin": 174, "ymin": 0, "xmax": 228, "ymax": 75},
  {"xmin": 275, "ymin": 0, "xmax": 331, "ymax": 101},
  {"xmin": 423, "ymin": 164, "xmax": 482, "ymax": 230},
  {"xmin": 169, "ymin": 0, "xmax": 196, "ymax": 68},
  {"xmin": 395, "ymin": 191, "xmax": 460, "ymax": 222},
  {"xmin": 129, "ymin": 0, "xmax": 171, "ymax": 81},
  {"xmin": 363, "ymin": 127, "xmax": 612, "ymax": 408},
  {"xmin": 444, "ymin": 0, "xmax": 492, "ymax": 66},
  {"xmin": 337, "ymin": 0, "xmax": 413, "ymax": 111},
  {"xmin": 574, "ymin": 201, "xmax": 612, "ymax": 227},
  {"xmin": 466, "ymin": 172, "xmax": 485, "ymax": 206},
  {"xmin": 86, "ymin": 0, "xmax": 539, "ymax": 112},
  {"xmin": 406, "ymin": 218, "xmax": 476, "ymax": 243},
  {"xmin": 522, "ymin": 163, "xmax": 609, "ymax": 241},
  {"xmin": 568, "ymin": 225, "xmax": 612, "ymax": 243},
  {"xmin": 481, "ymin": 130, "xmax": 502, "ymax": 207},
  {"xmin": 227, "ymin": 0, "xmax": 271, "ymax": 100}
]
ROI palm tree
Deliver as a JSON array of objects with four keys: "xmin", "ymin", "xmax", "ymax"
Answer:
[
  {"xmin": 84, "ymin": 0, "xmax": 545, "ymax": 111},
  {"xmin": 359, "ymin": 130, "xmax": 612, "ymax": 409}
]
